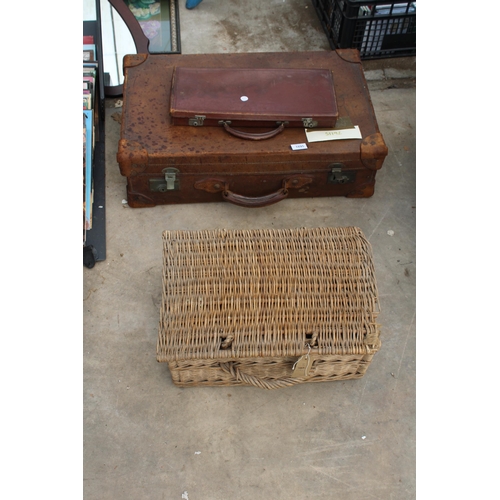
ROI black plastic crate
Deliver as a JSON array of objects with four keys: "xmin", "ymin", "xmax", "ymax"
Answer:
[{"xmin": 312, "ymin": 0, "xmax": 416, "ymax": 59}]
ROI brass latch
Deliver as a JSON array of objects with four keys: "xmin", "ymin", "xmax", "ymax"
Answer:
[
  {"xmin": 149, "ymin": 168, "xmax": 180, "ymax": 192},
  {"xmin": 327, "ymin": 163, "xmax": 356, "ymax": 184},
  {"xmin": 302, "ymin": 117, "xmax": 318, "ymax": 128},
  {"xmin": 188, "ymin": 115, "xmax": 206, "ymax": 126}
]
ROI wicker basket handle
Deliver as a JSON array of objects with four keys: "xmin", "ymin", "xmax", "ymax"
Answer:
[{"xmin": 219, "ymin": 362, "xmax": 307, "ymax": 390}]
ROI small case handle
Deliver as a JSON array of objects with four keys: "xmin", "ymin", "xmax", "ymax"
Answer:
[{"xmin": 220, "ymin": 121, "xmax": 285, "ymax": 141}]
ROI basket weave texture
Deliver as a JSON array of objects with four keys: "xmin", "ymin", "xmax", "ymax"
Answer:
[{"xmin": 157, "ymin": 227, "xmax": 381, "ymax": 389}]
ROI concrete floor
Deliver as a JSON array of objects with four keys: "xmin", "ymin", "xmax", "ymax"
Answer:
[{"xmin": 83, "ymin": 1, "xmax": 416, "ymax": 498}]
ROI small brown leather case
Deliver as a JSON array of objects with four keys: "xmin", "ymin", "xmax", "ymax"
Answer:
[{"xmin": 169, "ymin": 67, "xmax": 338, "ymax": 130}]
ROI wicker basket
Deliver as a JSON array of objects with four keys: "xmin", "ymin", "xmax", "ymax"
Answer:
[{"xmin": 157, "ymin": 227, "xmax": 381, "ymax": 389}]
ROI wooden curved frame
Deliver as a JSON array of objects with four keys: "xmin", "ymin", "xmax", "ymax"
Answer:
[
  {"xmin": 103, "ymin": 0, "xmax": 181, "ymax": 96},
  {"xmin": 108, "ymin": 0, "xmax": 151, "ymax": 53},
  {"xmin": 105, "ymin": 0, "xmax": 151, "ymax": 96}
]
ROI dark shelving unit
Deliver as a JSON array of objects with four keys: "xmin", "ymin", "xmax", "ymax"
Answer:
[{"xmin": 83, "ymin": 0, "xmax": 106, "ymax": 268}]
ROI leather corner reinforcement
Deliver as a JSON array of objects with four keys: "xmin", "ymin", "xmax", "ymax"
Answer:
[
  {"xmin": 117, "ymin": 139, "xmax": 149, "ymax": 177},
  {"xmin": 360, "ymin": 133, "xmax": 388, "ymax": 170}
]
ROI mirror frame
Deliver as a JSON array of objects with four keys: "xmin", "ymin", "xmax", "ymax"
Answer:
[{"xmin": 104, "ymin": 0, "xmax": 181, "ymax": 96}]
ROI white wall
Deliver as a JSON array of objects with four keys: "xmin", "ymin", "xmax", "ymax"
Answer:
[{"xmin": 83, "ymin": 0, "xmax": 96, "ymax": 20}]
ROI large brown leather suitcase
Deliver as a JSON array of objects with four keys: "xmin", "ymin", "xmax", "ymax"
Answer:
[{"xmin": 117, "ymin": 50, "xmax": 388, "ymax": 208}]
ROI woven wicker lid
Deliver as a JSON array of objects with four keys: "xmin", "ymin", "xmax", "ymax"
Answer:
[{"xmin": 157, "ymin": 227, "xmax": 380, "ymax": 362}]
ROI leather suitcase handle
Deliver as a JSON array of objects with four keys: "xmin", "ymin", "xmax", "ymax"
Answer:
[
  {"xmin": 194, "ymin": 176, "xmax": 312, "ymax": 208},
  {"xmin": 221, "ymin": 121, "xmax": 285, "ymax": 141},
  {"xmin": 223, "ymin": 185, "xmax": 288, "ymax": 207}
]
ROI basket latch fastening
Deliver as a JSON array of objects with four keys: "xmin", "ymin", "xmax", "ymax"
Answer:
[{"xmin": 292, "ymin": 344, "xmax": 312, "ymax": 377}]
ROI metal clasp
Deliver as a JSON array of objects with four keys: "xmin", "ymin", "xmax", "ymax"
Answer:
[
  {"xmin": 149, "ymin": 167, "xmax": 180, "ymax": 192},
  {"xmin": 164, "ymin": 168, "xmax": 178, "ymax": 190},
  {"xmin": 327, "ymin": 163, "xmax": 355, "ymax": 184},
  {"xmin": 188, "ymin": 115, "xmax": 206, "ymax": 126},
  {"xmin": 302, "ymin": 117, "xmax": 318, "ymax": 128}
]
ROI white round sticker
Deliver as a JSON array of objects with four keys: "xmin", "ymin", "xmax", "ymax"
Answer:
[{"xmin": 240, "ymin": 96, "xmax": 249, "ymax": 102}]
